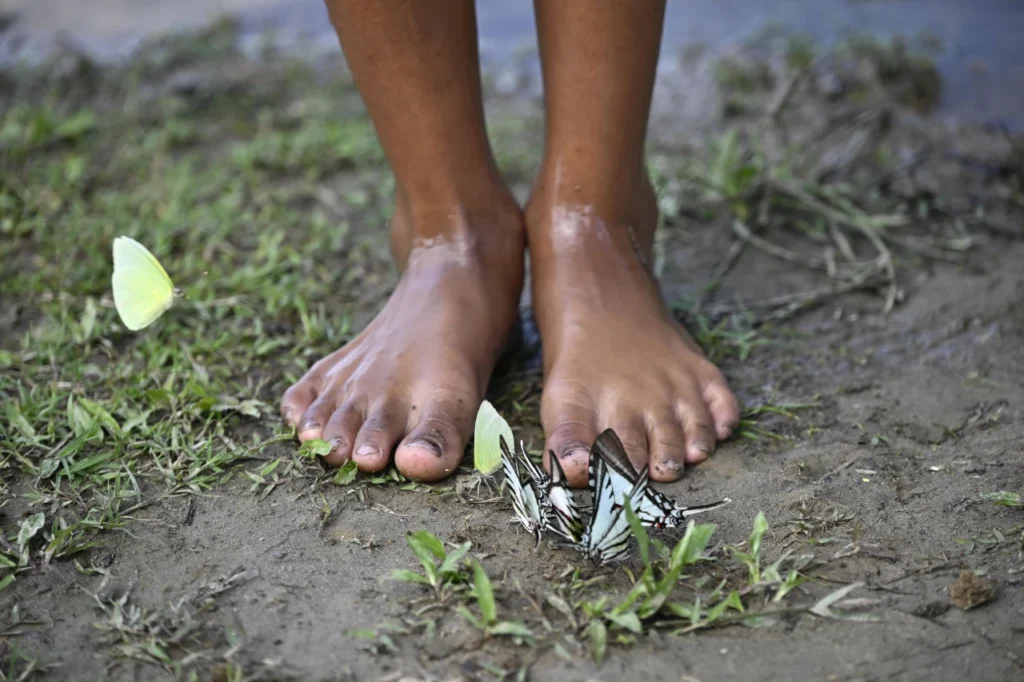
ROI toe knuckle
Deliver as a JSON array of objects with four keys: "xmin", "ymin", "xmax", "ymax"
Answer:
[
  {"xmin": 550, "ymin": 418, "xmax": 591, "ymax": 439},
  {"xmin": 617, "ymin": 434, "xmax": 647, "ymax": 453},
  {"xmin": 420, "ymin": 415, "xmax": 460, "ymax": 435},
  {"xmin": 652, "ymin": 434, "xmax": 684, "ymax": 454},
  {"xmin": 362, "ymin": 415, "xmax": 391, "ymax": 435},
  {"xmin": 693, "ymin": 420, "xmax": 716, "ymax": 434}
]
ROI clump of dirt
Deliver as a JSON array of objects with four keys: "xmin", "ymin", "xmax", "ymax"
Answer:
[{"xmin": 949, "ymin": 569, "xmax": 996, "ymax": 610}]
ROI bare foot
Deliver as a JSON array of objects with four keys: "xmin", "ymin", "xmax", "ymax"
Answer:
[
  {"xmin": 281, "ymin": 199, "xmax": 524, "ymax": 481},
  {"xmin": 527, "ymin": 178, "xmax": 741, "ymax": 487}
]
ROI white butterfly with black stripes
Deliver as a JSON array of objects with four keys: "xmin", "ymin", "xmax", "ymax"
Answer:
[
  {"xmin": 591, "ymin": 429, "xmax": 731, "ymax": 528},
  {"xmin": 500, "ymin": 435, "xmax": 547, "ymax": 545},
  {"xmin": 543, "ymin": 452, "xmax": 585, "ymax": 543},
  {"xmin": 509, "ymin": 439, "xmax": 584, "ymax": 544},
  {"xmin": 580, "ymin": 438, "xmax": 650, "ymax": 565}
]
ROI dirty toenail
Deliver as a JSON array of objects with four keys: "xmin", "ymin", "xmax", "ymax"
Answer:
[
  {"xmin": 330, "ymin": 437, "xmax": 346, "ymax": 452},
  {"xmin": 408, "ymin": 438, "xmax": 443, "ymax": 457},
  {"xmin": 282, "ymin": 409, "xmax": 295, "ymax": 423},
  {"xmin": 300, "ymin": 421, "xmax": 320, "ymax": 432},
  {"xmin": 690, "ymin": 443, "xmax": 712, "ymax": 458},
  {"xmin": 662, "ymin": 459, "xmax": 685, "ymax": 473},
  {"xmin": 560, "ymin": 446, "xmax": 588, "ymax": 463},
  {"xmin": 355, "ymin": 444, "xmax": 378, "ymax": 459}
]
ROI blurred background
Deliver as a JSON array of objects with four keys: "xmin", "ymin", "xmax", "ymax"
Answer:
[{"xmin": 2, "ymin": 0, "xmax": 1022, "ymax": 127}]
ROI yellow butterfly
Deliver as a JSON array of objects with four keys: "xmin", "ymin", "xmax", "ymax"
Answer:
[
  {"xmin": 473, "ymin": 399, "xmax": 514, "ymax": 476},
  {"xmin": 111, "ymin": 236, "xmax": 177, "ymax": 331}
]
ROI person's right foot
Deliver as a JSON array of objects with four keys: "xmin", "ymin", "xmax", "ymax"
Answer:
[{"xmin": 280, "ymin": 198, "xmax": 524, "ymax": 481}]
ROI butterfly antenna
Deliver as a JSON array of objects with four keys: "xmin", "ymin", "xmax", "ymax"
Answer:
[{"xmin": 679, "ymin": 497, "xmax": 733, "ymax": 517}]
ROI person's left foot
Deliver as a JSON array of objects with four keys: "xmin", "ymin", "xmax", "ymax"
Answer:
[{"xmin": 526, "ymin": 175, "xmax": 741, "ymax": 487}]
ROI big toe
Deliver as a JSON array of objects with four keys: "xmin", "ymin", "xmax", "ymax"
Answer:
[
  {"xmin": 394, "ymin": 397, "xmax": 473, "ymax": 482},
  {"xmin": 541, "ymin": 393, "xmax": 597, "ymax": 488}
]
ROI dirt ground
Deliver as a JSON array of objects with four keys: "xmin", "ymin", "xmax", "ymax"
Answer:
[{"xmin": 1, "ymin": 23, "xmax": 1023, "ymax": 682}]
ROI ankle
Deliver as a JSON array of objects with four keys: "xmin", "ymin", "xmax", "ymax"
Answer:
[
  {"xmin": 525, "ymin": 165, "xmax": 658, "ymax": 259},
  {"xmin": 390, "ymin": 184, "xmax": 525, "ymax": 269}
]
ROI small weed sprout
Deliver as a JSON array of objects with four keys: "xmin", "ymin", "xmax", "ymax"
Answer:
[{"xmin": 390, "ymin": 530, "xmax": 473, "ymax": 601}]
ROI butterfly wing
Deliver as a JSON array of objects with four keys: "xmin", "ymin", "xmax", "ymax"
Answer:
[
  {"xmin": 501, "ymin": 436, "xmax": 545, "ymax": 542},
  {"xmin": 544, "ymin": 452, "xmax": 585, "ymax": 543},
  {"xmin": 114, "ymin": 236, "xmax": 172, "ymax": 283},
  {"xmin": 583, "ymin": 455, "xmax": 650, "ymax": 565},
  {"xmin": 592, "ymin": 429, "xmax": 672, "ymax": 526},
  {"xmin": 593, "ymin": 428, "xmax": 730, "ymax": 528},
  {"xmin": 112, "ymin": 236, "xmax": 175, "ymax": 331},
  {"xmin": 591, "ymin": 429, "xmax": 640, "ymax": 481},
  {"xmin": 517, "ymin": 440, "xmax": 550, "ymax": 491},
  {"xmin": 473, "ymin": 400, "xmax": 513, "ymax": 475},
  {"xmin": 589, "ymin": 429, "xmax": 638, "ymax": 506},
  {"xmin": 666, "ymin": 497, "xmax": 733, "ymax": 524},
  {"xmin": 581, "ymin": 449, "xmax": 614, "ymax": 554},
  {"xmin": 592, "ymin": 467, "xmax": 652, "ymax": 564},
  {"xmin": 638, "ymin": 485, "xmax": 684, "ymax": 528}
]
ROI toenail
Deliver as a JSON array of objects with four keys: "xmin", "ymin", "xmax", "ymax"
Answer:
[
  {"xmin": 282, "ymin": 409, "xmax": 295, "ymax": 423},
  {"xmin": 408, "ymin": 438, "xmax": 443, "ymax": 457},
  {"xmin": 354, "ymin": 444, "xmax": 378, "ymax": 459},
  {"xmin": 662, "ymin": 459, "xmax": 685, "ymax": 473},
  {"xmin": 330, "ymin": 437, "xmax": 346, "ymax": 451},
  {"xmin": 300, "ymin": 421, "xmax": 320, "ymax": 432},
  {"xmin": 560, "ymin": 446, "xmax": 588, "ymax": 463},
  {"xmin": 690, "ymin": 443, "xmax": 712, "ymax": 458}
]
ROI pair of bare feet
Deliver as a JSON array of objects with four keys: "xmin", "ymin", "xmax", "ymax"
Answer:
[
  {"xmin": 279, "ymin": 0, "xmax": 741, "ymax": 487},
  {"xmin": 280, "ymin": 179, "xmax": 740, "ymax": 487}
]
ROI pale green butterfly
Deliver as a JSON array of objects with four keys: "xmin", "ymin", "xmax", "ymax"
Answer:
[
  {"xmin": 111, "ymin": 236, "xmax": 177, "ymax": 331},
  {"xmin": 473, "ymin": 399, "xmax": 514, "ymax": 476}
]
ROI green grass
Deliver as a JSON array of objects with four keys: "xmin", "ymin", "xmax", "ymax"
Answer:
[
  {"xmin": 379, "ymin": 513, "xmax": 872, "ymax": 668},
  {"xmin": 0, "ymin": 21, "xmax": 544, "ymax": 596},
  {"xmin": 0, "ymin": 25, "xmax": 400, "ymax": 587}
]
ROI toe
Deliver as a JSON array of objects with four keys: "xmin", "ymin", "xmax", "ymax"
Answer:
[
  {"xmin": 676, "ymin": 399, "xmax": 718, "ymax": 465},
  {"xmin": 702, "ymin": 370, "xmax": 741, "ymax": 440},
  {"xmin": 646, "ymin": 413, "xmax": 687, "ymax": 482},
  {"xmin": 321, "ymin": 402, "xmax": 365, "ymax": 467},
  {"xmin": 395, "ymin": 397, "xmax": 471, "ymax": 482},
  {"xmin": 541, "ymin": 388, "xmax": 597, "ymax": 487},
  {"xmin": 281, "ymin": 378, "xmax": 319, "ymax": 427},
  {"xmin": 352, "ymin": 401, "xmax": 406, "ymax": 473},
  {"xmin": 297, "ymin": 396, "xmax": 334, "ymax": 442}
]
